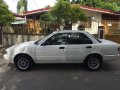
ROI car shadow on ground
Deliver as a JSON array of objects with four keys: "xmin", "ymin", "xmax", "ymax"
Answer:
[
  {"xmin": 6, "ymin": 61, "xmax": 120, "ymax": 72},
  {"xmin": 8, "ymin": 63, "xmax": 87, "ymax": 71},
  {"xmin": 34, "ymin": 63, "xmax": 87, "ymax": 71},
  {"xmin": 5, "ymin": 59, "xmax": 120, "ymax": 71}
]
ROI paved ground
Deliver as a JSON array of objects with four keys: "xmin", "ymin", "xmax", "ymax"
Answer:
[{"xmin": 0, "ymin": 55, "xmax": 120, "ymax": 90}]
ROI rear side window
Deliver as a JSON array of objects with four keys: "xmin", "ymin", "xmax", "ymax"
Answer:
[{"xmin": 68, "ymin": 33, "xmax": 93, "ymax": 44}]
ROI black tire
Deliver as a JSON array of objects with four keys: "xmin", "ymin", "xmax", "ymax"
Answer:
[
  {"xmin": 14, "ymin": 55, "xmax": 34, "ymax": 71},
  {"xmin": 85, "ymin": 55, "xmax": 102, "ymax": 70}
]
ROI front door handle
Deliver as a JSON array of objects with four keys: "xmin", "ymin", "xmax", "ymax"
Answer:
[
  {"xmin": 86, "ymin": 46, "xmax": 92, "ymax": 48},
  {"xmin": 59, "ymin": 47, "xmax": 65, "ymax": 49}
]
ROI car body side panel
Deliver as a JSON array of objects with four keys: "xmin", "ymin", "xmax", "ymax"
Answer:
[
  {"xmin": 4, "ymin": 42, "xmax": 37, "ymax": 63},
  {"xmin": 35, "ymin": 45, "xmax": 66, "ymax": 63},
  {"xmin": 66, "ymin": 44, "xmax": 94, "ymax": 63}
]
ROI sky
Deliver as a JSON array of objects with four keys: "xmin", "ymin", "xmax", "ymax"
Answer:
[{"xmin": 4, "ymin": 0, "xmax": 56, "ymax": 13}]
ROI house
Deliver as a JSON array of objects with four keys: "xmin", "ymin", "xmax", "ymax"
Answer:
[
  {"xmin": 23, "ymin": 7, "xmax": 53, "ymax": 34},
  {"xmin": 23, "ymin": 5, "xmax": 120, "ymax": 35},
  {"xmin": 22, "ymin": 6, "xmax": 120, "ymax": 43},
  {"xmin": 73, "ymin": 6, "xmax": 120, "ymax": 35}
]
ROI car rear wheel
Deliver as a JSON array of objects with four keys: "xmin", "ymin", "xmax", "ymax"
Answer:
[
  {"xmin": 14, "ymin": 55, "xmax": 34, "ymax": 71},
  {"xmin": 86, "ymin": 55, "xmax": 102, "ymax": 70}
]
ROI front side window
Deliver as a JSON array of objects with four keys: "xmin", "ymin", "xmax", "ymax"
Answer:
[{"xmin": 42, "ymin": 33, "xmax": 69, "ymax": 45}]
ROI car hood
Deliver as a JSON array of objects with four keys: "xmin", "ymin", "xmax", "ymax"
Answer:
[
  {"xmin": 99, "ymin": 39, "xmax": 118, "ymax": 45},
  {"xmin": 7, "ymin": 41, "xmax": 35, "ymax": 50},
  {"xmin": 21, "ymin": 41, "xmax": 35, "ymax": 45}
]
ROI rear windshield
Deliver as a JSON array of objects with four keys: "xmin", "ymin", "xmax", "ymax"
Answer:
[
  {"xmin": 87, "ymin": 32, "xmax": 101, "ymax": 43},
  {"xmin": 91, "ymin": 35, "xmax": 101, "ymax": 43}
]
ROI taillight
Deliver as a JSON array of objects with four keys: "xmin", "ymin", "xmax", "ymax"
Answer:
[{"xmin": 118, "ymin": 47, "xmax": 120, "ymax": 54}]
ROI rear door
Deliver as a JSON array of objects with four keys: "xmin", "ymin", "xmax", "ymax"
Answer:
[{"xmin": 66, "ymin": 33, "xmax": 93, "ymax": 63}]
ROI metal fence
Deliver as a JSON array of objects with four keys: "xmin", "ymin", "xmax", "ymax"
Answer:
[{"xmin": 105, "ymin": 34, "xmax": 120, "ymax": 44}]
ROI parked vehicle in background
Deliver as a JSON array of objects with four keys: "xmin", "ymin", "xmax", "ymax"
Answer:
[{"xmin": 4, "ymin": 30, "xmax": 120, "ymax": 71}]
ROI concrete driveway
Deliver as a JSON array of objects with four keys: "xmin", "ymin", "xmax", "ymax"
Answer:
[{"xmin": 0, "ymin": 55, "xmax": 120, "ymax": 90}]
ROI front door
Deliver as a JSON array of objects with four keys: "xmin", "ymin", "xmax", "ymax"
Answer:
[
  {"xmin": 36, "ymin": 33, "xmax": 68, "ymax": 63},
  {"xmin": 66, "ymin": 33, "xmax": 93, "ymax": 63}
]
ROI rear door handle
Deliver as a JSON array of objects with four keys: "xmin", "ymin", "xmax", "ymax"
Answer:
[
  {"xmin": 59, "ymin": 47, "xmax": 65, "ymax": 49},
  {"xmin": 86, "ymin": 46, "xmax": 92, "ymax": 48}
]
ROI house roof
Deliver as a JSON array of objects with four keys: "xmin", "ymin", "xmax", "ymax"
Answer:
[
  {"xmin": 80, "ymin": 6, "xmax": 120, "ymax": 15},
  {"xmin": 23, "ymin": 8, "xmax": 50, "ymax": 15},
  {"xmin": 12, "ymin": 12, "xmax": 23, "ymax": 17},
  {"xmin": 23, "ymin": 5, "xmax": 120, "ymax": 16}
]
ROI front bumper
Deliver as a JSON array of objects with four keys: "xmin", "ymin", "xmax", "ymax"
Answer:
[{"xmin": 4, "ymin": 54, "xmax": 14, "ymax": 63}]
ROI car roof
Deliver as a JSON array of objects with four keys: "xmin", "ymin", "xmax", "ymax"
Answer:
[{"xmin": 54, "ymin": 30, "xmax": 86, "ymax": 33}]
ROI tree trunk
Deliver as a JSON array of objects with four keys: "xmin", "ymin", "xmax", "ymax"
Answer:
[
  {"xmin": 63, "ymin": 22, "xmax": 72, "ymax": 30},
  {"xmin": 0, "ymin": 25, "xmax": 2, "ymax": 45},
  {"xmin": 0, "ymin": 24, "xmax": 10, "ymax": 47}
]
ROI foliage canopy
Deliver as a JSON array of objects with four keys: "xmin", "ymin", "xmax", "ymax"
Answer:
[
  {"xmin": 0, "ymin": 0, "xmax": 15, "ymax": 25},
  {"xmin": 17, "ymin": 0, "xmax": 28, "ymax": 14},
  {"xmin": 41, "ymin": 0, "xmax": 86, "ymax": 26},
  {"xmin": 71, "ymin": 0, "xmax": 120, "ymax": 12}
]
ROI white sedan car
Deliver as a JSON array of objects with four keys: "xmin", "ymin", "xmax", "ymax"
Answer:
[{"xmin": 4, "ymin": 30, "xmax": 120, "ymax": 71}]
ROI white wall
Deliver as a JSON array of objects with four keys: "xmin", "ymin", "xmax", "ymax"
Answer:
[
  {"xmin": 3, "ymin": 34, "xmax": 45, "ymax": 46},
  {"xmin": 72, "ymin": 10, "xmax": 102, "ymax": 34}
]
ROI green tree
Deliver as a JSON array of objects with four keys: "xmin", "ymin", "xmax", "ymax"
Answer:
[
  {"xmin": 0, "ymin": 0, "xmax": 14, "ymax": 25},
  {"xmin": 71, "ymin": 0, "xmax": 76, "ymax": 3},
  {"xmin": 45, "ymin": 5, "xmax": 51, "ymax": 8},
  {"xmin": 41, "ymin": 0, "xmax": 86, "ymax": 30},
  {"xmin": 101, "ymin": 2, "xmax": 119, "ymax": 12},
  {"xmin": 78, "ymin": 0, "xmax": 120, "ymax": 12},
  {"xmin": 17, "ymin": 0, "xmax": 28, "ymax": 14},
  {"xmin": 0, "ymin": 0, "xmax": 15, "ymax": 45},
  {"xmin": 80, "ymin": 0, "xmax": 103, "ymax": 7},
  {"xmin": 71, "ymin": 0, "xmax": 81, "ymax": 4}
]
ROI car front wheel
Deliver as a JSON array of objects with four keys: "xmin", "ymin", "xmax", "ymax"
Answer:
[
  {"xmin": 14, "ymin": 55, "xmax": 34, "ymax": 71},
  {"xmin": 86, "ymin": 55, "xmax": 102, "ymax": 70}
]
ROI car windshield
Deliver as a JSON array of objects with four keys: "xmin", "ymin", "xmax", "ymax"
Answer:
[{"xmin": 34, "ymin": 36, "xmax": 46, "ymax": 45}]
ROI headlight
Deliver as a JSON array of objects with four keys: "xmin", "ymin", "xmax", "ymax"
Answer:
[{"xmin": 2, "ymin": 50, "xmax": 7, "ymax": 55}]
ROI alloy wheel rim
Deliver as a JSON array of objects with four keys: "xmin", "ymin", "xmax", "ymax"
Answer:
[
  {"xmin": 18, "ymin": 58, "xmax": 29, "ymax": 69},
  {"xmin": 88, "ymin": 57, "xmax": 100, "ymax": 69}
]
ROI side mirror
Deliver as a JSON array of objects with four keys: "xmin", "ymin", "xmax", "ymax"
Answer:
[
  {"xmin": 41, "ymin": 42, "xmax": 46, "ymax": 46},
  {"xmin": 41, "ymin": 41, "xmax": 49, "ymax": 46}
]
